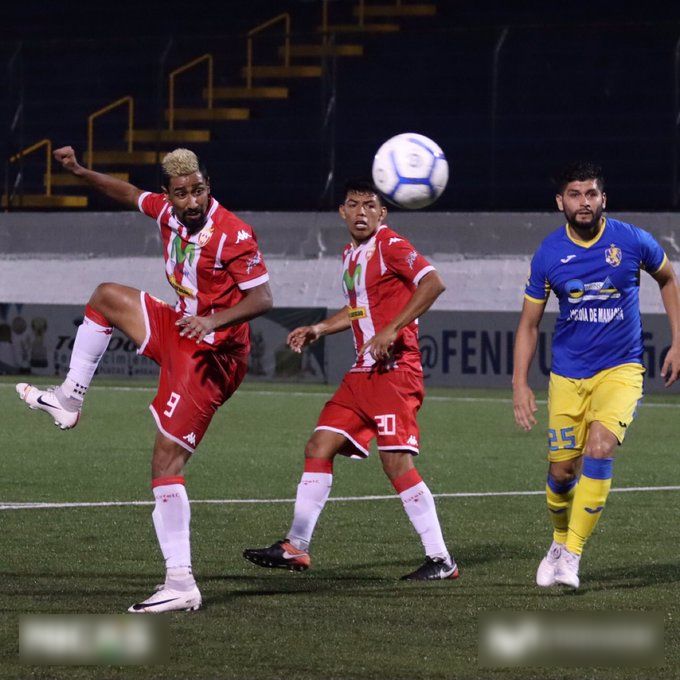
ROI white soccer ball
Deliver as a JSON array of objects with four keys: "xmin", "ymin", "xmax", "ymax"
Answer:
[{"xmin": 371, "ymin": 133, "xmax": 449, "ymax": 209}]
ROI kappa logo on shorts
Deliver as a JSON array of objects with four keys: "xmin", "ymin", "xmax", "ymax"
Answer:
[
  {"xmin": 407, "ymin": 435, "xmax": 418, "ymax": 447},
  {"xmin": 183, "ymin": 432, "xmax": 197, "ymax": 446}
]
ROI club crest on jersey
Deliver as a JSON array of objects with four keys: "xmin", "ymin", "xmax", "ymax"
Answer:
[
  {"xmin": 197, "ymin": 225, "xmax": 214, "ymax": 247},
  {"xmin": 365, "ymin": 243, "xmax": 376, "ymax": 261},
  {"xmin": 605, "ymin": 244, "xmax": 622, "ymax": 267},
  {"xmin": 348, "ymin": 306, "xmax": 366, "ymax": 320}
]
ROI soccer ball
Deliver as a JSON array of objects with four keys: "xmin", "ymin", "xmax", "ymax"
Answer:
[{"xmin": 371, "ymin": 133, "xmax": 449, "ymax": 209}]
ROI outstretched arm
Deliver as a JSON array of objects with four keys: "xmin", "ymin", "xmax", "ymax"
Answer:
[
  {"xmin": 651, "ymin": 260, "xmax": 680, "ymax": 387},
  {"xmin": 287, "ymin": 306, "xmax": 352, "ymax": 353},
  {"xmin": 512, "ymin": 298, "xmax": 546, "ymax": 431},
  {"xmin": 360, "ymin": 270, "xmax": 446, "ymax": 360},
  {"xmin": 54, "ymin": 146, "xmax": 142, "ymax": 209}
]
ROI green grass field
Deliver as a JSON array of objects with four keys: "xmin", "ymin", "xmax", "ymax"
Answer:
[{"xmin": 1, "ymin": 377, "xmax": 680, "ymax": 679}]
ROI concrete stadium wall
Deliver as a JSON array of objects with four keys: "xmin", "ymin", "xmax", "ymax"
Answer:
[
  {"xmin": 1, "ymin": 211, "xmax": 679, "ymax": 313},
  {"xmin": 1, "ymin": 211, "xmax": 678, "ymax": 392}
]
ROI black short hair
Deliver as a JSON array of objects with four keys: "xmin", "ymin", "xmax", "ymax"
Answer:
[
  {"xmin": 555, "ymin": 161, "xmax": 604, "ymax": 194},
  {"xmin": 343, "ymin": 179, "xmax": 384, "ymax": 205}
]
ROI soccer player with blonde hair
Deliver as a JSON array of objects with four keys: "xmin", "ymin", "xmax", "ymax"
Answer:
[
  {"xmin": 17, "ymin": 146, "xmax": 273, "ymax": 612},
  {"xmin": 513, "ymin": 161, "xmax": 680, "ymax": 589}
]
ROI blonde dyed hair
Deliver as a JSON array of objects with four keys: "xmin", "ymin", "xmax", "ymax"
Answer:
[{"xmin": 161, "ymin": 148, "xmax": 200, "ymax": 178}]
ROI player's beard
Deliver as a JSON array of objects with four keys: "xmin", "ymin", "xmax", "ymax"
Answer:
[
  {"xmin": 565, "ymin": 205, "xmax": 603, "ymax": 235},
  {"xmin": 179, "ymin": 209, "xmax": 207, "ymax": 233}
]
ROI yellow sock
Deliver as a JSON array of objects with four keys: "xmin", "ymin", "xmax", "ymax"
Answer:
[
  {"xmin": 566, "ymin": 456, "xmax": 613, "ymax": 555},
  {"xmin": 546, "ymin": 475, "xmax": 576, "ymax": 544}
]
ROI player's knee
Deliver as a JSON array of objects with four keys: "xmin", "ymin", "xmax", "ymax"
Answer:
[
  {"xmin": 304, "ymin": 437, "xmax": 329, "ymax": 459},
  {"xmin": 548, "ymin": 461, "xmax": 578, "ymax": 484},
  {"xmin": 380, "ymin": 451, "xmax": 414, "ymax": 480},
  {"xmin": 583, "ymin": 441, "xmax": 616, "ymax": 459},
  {"xmin": 89, "ymin": 282, "xmax": 118, "ymax": 312},
  {"xmin": 151, "ymin": 437, "xmax": 189, "ymax": 478}
]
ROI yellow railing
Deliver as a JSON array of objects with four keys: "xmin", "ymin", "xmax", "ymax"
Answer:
[
  {"xmin": 168, "ymin": 53, "xmax": 213, "ymax": 131},
  {"xmin": 322, "ymin": 0, "xmax": 409, "ymax": 32},
  {"xmin": 321, "ymin": 0, "xmax": 366, "ymax": 31},
  {"xmin": 87, "ymin": 96, "xmax": 134, "ymax": 169},
  {"xmin": 10, "ymin": 138, "xmax": 52, "ymax": 196},
  {"xmin": 246, "ymin": 13, "xmax": 290, "ymax": 89}
]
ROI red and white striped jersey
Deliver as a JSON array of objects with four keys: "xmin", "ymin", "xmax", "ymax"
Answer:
[
  {"xmin": 341, "ymin": 225, "xmax": 434, "ymax": 373},
  {"xmin": 138, "ymin": 192, "xmax": 269, "ymax": 350}
]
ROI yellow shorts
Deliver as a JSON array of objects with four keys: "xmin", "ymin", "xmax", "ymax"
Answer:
[{"xmin": 547, "ymin": 363, "xmax": 644, "ymax": 462}]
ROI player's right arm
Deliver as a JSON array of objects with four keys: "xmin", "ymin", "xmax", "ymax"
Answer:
[
  {"xmin": 287, "ymin": 307, "xmax": 352, "ymax": 353},
  {"xmin": 512, "ymin": 298, "xmax": 546, "ymax": 431},
  {"xmin": 53, "ymin": 146, "xmax": 142, "ymax": 209}
]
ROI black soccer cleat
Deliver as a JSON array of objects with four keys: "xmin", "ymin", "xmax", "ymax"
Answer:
[
  {"xmin": 243, "ymin": 539, "xmax": 311, "ymax": 572},
  {"xmin": 401, "ymin": 556, "xmax": 460, "ymax": 581}
]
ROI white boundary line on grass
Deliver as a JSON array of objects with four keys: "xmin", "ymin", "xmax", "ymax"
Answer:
[
  {"xmin": 1, "ymin": 383, "xmax": 679, "ymax": 408},
  {"xmin": 2, "ymin": 485, "xmax": 680, "ymax": 511}
]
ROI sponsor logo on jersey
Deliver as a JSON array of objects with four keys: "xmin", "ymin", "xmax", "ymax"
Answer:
[
  {"xmin": 168, "ymin": 273, "xmax": 196, "ymax": 298},
  {"xmin": 197, "ymin": 225, "xmax": 214, "ymax": 247},
  {"xmin": 343, "ymin": 265, "xmax": 362, "ymax": 292},
  {"xmin": 171, "ymin": 235, "xmax": 195, "ymax": 266},
  {"xmin": 235, "ymin": 229, "xmax": 251, "ymax": 244},
  {"xmin": 605, "ymin": 243, "xmax": 622, "ymax": 267},
  {"xmin": 566, "ymin": 279, "xmax": 585, "ymax": 302},
  {"xmin": 388, "ymin": 237, "xmax": 403, "ymax": 245},
  {"xmin": 566, "ymin": 278, "xmax": 620, "ymax": 304},
  {"xmin": 183, "ymin": 432, "xmax": 197, "ymax": 446},
  {"xmin": 348, "ymin": 306, "xmax": 366, "ymax": 319},
  {"xmin": 246, "ymin": 251, "xmax": 262, "ymax": 274},
  {"xmin": 560, "ymin": 254, "xmax": 576, "ymax": 263}
]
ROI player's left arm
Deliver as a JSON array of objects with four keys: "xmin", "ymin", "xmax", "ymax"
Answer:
[
  {"xmin": 650, "ymin": 260, "xmax": 680, "ymax": 387},
  {"xmin": 176, "ymin": 282, "xmax": 273, "ymax": 342},
  {"xmin": 360, "ymin": 270, "xmax": 445, "ymax": 360}
]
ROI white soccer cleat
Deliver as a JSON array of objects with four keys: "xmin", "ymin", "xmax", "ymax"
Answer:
[
  {"xmin": 128, "ymin": 585, "xmax": 202, "ymax": 613},
  {"xmin": 554, "ymin": 547, "xmax": 581, "ymax": 589},
  {"xmin": 16, "ymin": 383, "xmax": 80, "ymax": 430},
  {"xmin": 536, "ymin": 540, "xmax": 563, "ymax": 587}
]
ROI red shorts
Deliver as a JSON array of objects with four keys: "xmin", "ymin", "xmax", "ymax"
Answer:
[
  {"xmin": 315, "ymin": 370, "xmax": 424, "ymax": 458},
  {"xmin": 139, "ymin": 292, "xmax": 248, "ymax": 452}
]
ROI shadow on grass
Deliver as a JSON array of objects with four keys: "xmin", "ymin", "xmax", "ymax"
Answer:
[{"xmin": 581, "ymin": 561, "xmax": 680, "ymax": 592}]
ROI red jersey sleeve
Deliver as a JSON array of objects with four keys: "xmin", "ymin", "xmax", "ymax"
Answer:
[
  {"xmin": 380, "ymin": 234, "xmax": 435, "ymax": 285},
  {"xmin": 221, "ymin": 224, "xmax": 270, "ymax": 290},
  {"xmin": 138, "ymin": 191, "xmax": 169, "ymax": 219}
]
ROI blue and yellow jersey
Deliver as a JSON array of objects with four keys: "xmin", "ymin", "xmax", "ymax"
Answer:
[{"xmin": 525, "ymin": 217, "xmax": 667, "ymax": 379}]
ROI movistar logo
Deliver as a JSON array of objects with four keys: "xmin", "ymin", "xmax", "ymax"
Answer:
[
  {"xmin": 171, "ymin": 235, "xmax": 195, "ymax": 266},
  {"xmin": 343, "ymin": 265, "xmax": 362, "ymax": 291}
]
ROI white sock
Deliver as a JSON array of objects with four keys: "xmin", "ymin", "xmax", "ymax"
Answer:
[
  {"xmin": 399, "ymin": 480, "xmax": 450, "ymax": 562},
  {"xmin": 287, "ymin": 471, "xmax": 333, "ymax": 551},
  {"xmin": 152, "ymin": 479, "xmax": 195, "ymax": 590},
  {"xmin": 59, "ymin": 314, "xmax": 112, "ymax": 403}
]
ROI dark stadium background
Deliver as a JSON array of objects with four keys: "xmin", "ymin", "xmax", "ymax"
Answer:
[{"xmin": 3, "ymin": 0, "xmax": 680, "ymax": 211}]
